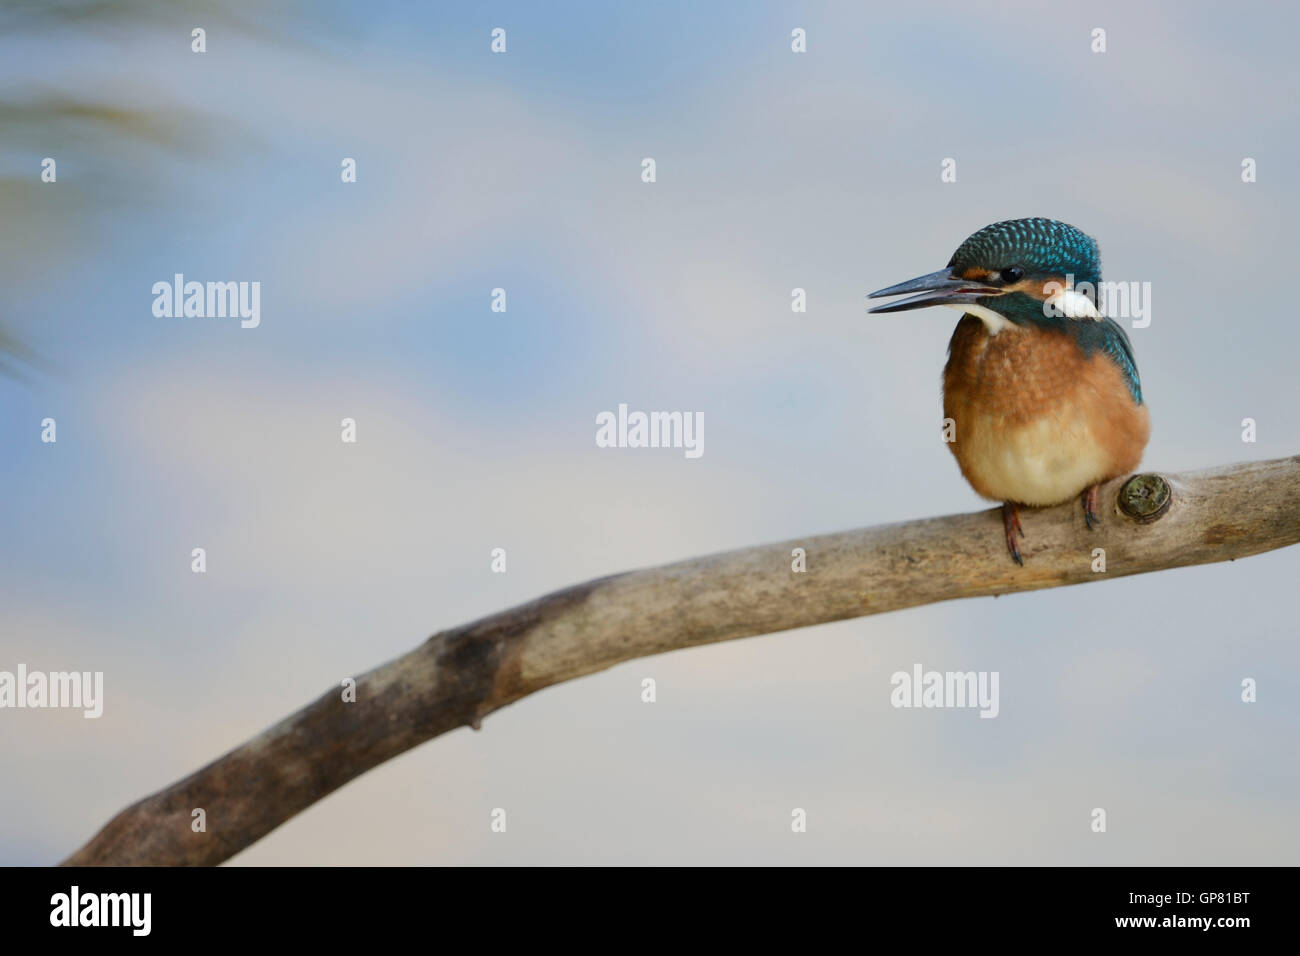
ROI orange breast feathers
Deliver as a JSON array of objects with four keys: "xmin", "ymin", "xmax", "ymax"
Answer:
[{"xmin": 941, "ymin": 316, "xmax": 1150, "ymax": 507}]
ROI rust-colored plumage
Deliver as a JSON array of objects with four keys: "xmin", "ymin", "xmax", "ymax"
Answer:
[{"xmin": 943, "ymin": 316, "xmax": 1149, "ymax": 508}]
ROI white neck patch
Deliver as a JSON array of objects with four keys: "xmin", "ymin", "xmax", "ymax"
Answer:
[{"xmin": 1044, "ymin": 288, "xmax": 1103, "ymax": 320}]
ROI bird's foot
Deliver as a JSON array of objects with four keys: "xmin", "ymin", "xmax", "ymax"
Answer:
[
  {"xmin": 1001, "ymin": 501, "xmax": 1025, "ymax": 566},
  {"xmin": 1082, "ymin": 484, "xmax": 1100, "ymax": 530}
]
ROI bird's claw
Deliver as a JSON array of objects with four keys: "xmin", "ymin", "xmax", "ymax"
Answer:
[
  {"xmin": 1082, "ymin": 484, "xmax": 1100, "ymax": 530},
  {"xmin": 1002, "ymin": 502, "xmax": 1025, "ymax": 566}
]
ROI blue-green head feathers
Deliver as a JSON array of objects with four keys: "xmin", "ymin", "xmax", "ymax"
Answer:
[
  {"xmin": 952, "ymin": 218, "xmax": 1142, "ymax": 405},
  {"xmin": 868, "ymin": 217, "xmax": 1142, "ymax": 404},
  {"xmin": 949, "ymin": 217, "xmax": 1101, "ymax": 288}
]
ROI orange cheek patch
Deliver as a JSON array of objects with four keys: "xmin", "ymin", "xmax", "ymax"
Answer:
[
  {"xmin": 1008, "ymin": 275, "xmax": 1069, "ymax": 301},
  {"xmin": 956, "ymin": 271, "xmax": 1076, "ymax": 302}
]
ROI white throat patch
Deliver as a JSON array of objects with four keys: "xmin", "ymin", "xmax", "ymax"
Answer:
[
  {"xmin": 946, "ymin": 302, "xmax": 1017, "ymax": 335},
  {"xmin": 948, "ymin": 287, "xmax": 1103, "ymax": 336}
]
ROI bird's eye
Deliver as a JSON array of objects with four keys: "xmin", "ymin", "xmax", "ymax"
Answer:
[{"xmin": 999, "ymin": 266, "xmax": 1025, "ymax": 284}]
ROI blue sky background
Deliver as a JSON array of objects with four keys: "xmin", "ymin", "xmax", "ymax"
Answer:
[{"xmin": 1, "ymin": 0, "xmax": 1298, "ymax": 864}]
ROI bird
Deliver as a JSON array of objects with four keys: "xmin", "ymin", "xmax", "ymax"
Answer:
[{"xmin": 867, "ymin": 217, "xmax": 1149, "ymax": 565}]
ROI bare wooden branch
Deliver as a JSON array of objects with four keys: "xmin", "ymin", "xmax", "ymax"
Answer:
[{"xmin": 62, "ymin": 455, "xmax": 1300, "ymax": 866}]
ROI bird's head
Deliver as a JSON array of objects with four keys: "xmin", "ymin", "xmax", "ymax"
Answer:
[{"xmin": 868, "ymin": 217, "xmax": 1102, "ymax": 332}]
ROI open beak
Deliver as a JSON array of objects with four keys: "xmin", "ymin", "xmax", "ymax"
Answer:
[{"xmin": 867, "ymin": 268, "xmax": 1003, "ymax": 313}]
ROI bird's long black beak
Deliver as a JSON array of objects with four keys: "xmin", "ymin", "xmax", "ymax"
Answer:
[{"xmin": 867, "ymin": 268, "xmax": 1003, "ymax": 314}]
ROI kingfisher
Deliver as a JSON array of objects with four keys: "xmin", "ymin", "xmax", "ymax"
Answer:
[{"xmin": 868, "ymin": 218, "xmax": 1150, "ymax": 565}]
